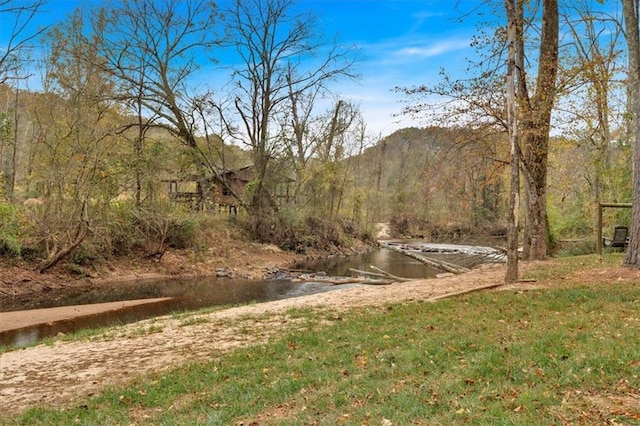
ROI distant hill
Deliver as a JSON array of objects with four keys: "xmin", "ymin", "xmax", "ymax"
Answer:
[{"xmin": 345, "ymin": 126, "xmax": 508, "ymax": 231}]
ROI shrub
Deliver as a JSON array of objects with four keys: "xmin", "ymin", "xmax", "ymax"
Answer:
[
  {"xmin": 0, "ymin": 201, "xmax": 21, "ymax": 256},
  {"xmin": 98, "ymin": 202, "xmax": 141, "ymax": 256},
  {"xmin": 166, "ymin": 216, "xmax": 199, "ymax": 249},
  {"xmin": 69, "ymin": 241, "xmax": 104, "ymax": 266},
  {"xmin": 553, "ymin": 238, "xmax": 596, "ymax": 257}
]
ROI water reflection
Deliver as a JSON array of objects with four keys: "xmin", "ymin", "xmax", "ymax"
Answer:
[
  {"xmin": 5, "ymin": 298, "xmax": 177, "ymax": 347},
  {"xmin": 295, "ymin": 248, "xmax": 440, "ymax": 279},
  {"xmin": 1, "ymin": 248, "xmax": 440, "ymax": 348},
  {"xmin": 0, "ymin": 278, "xmax": 345, "ymax": 347}
]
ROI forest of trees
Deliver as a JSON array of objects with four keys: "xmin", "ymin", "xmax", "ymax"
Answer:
[
  {"xmin": 397, "ymin": 0, "xmax": 639, "ymax": 276},
  {"xmin": 0, "ymin": 0, "xmax": 638, "ymax": 275}
]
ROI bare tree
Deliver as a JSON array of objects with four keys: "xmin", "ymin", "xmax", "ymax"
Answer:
[
  {"xmin": 622, "ymin": 0, "xmax": 640, "ymax": 267},
  {"xmin": 226, "ymin": 0, "xmax": 356, "ymax": 235},
  {"xmin": 0, "ymin": 0, "xmax": 46, "ymax": 199},
  {"xmin": 560, "ymin": 3, "xmax": 626, "ymax": 243},
  {"xmin": 87, "ymin": 0, "xmax": 223, "ymax": 204},
  {"xmin": 282, "ymin": 82, "xmax": 323, "ymax": 194},
  {"xmin": 303, "ymin": 99, "xmax": 362, "ymax": 221},
  {"xmin": 31, "ymin": 11, "xmax": 126, "ymax": 272},
  {"xmin": 0, "ymin": 0, "xmax": 46, "ymax": 84}
]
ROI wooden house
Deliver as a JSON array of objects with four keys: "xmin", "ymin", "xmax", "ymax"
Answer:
[
  {"xmin": 164, "ymin": 165, "xmax": 293, "ymax": 213},
  {"xmin": 212, "ymin": 165, "xmax": 253, "ymax": 212}
]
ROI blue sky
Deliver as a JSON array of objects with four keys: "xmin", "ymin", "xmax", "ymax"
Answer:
[
  {"xmin": 1, "ymin": 0, "xmax": 488, "ymax": 137},
  {"xmin": 307, "ymin": 0, "xmax": 484, "ymax": 136}
]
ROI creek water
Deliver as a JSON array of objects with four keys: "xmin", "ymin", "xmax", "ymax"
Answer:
[
  {"xmin": 1, "ymin": 247, "xmax": 440, "ymax": 347},
  {"xmin": 0, "ymin": 277, "xmax": 352, "ymax": 347},
  {"xmin": 294, "ymin": 246, "xmax": 441, "ymax": 278}
]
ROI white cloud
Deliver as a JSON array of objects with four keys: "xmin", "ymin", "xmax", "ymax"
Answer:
[
  {"xmin": 327, "ymin": 33, "xmax": 474, "ymax": 137},
  {"xmin": 394, "ymin": 39, "xmax": 471, "ymax": 59}
]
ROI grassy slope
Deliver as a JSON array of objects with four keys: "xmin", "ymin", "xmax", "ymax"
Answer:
[{"xmin": 5, "ymin": 254, "xmax": 640, "ymax": 425}]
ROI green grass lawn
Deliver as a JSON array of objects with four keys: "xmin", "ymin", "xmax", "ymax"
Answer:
[{"xmin": 4, "ymin": 255, "xmax": 640, "ymax": 425}]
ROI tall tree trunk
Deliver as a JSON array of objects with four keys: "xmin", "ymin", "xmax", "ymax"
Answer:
[
  {"xmin": 135, "ymin": 103, "xmax": 144, "ymax": 207},
  {"xmin": 505, "ymin": 0, "xmax": 520, "ymax": 283},
  {"xmin": 623, "ymin": 0, "xmax": 640, "ymax": 267},
  {"xmin": 2, "ymin": 87, "xmax": 19, "ymax": 201},
  {"xmin": 518, "ymin": 0, "xmax": 559, "ymax": 260}
]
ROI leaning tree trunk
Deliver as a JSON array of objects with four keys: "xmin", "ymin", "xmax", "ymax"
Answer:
[
  {"xmin": 35, "ymin": 200, "xmax": 90, "ymax": 273},
  {"xmin": 35, "ymin": 226, "xmax": 88, "ymax": 273}
]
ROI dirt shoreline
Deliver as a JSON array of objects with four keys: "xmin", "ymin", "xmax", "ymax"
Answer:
[
  {"xmin": 0, "ymin": 263, "xmax": 516, "ymax": 415},
  {"xmin": 0, "ymin": 298, "xmax": 174, "ymax": 333}
]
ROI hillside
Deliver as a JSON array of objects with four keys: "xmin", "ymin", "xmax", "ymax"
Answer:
[{"xmin": 346, "ymin": 126, "xmax": 509, "ymax": 234}]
